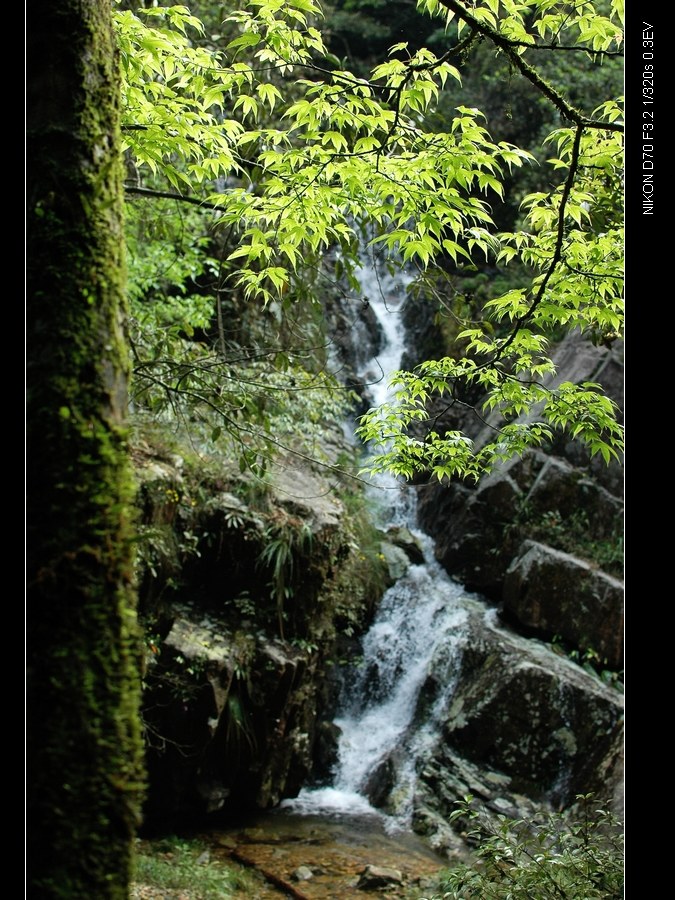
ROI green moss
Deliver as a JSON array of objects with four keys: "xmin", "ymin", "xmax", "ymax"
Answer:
[
  {"xmin": 27, "ymin": 1, "xmax": 145, "ymax": 896},
  {"xmin": 510, "ymin": 506, "xmax": 624, "ymax": 578}
]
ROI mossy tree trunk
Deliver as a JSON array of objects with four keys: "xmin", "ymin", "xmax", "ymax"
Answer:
[{"xmin": 27, "ymin": 1, "xmax": 145, "ymax": 897}]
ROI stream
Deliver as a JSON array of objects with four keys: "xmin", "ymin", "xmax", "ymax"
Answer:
[
  {"xmin": 194, "ymin": 255, "xmax": 478, "ymax": 897},
  {"xmin": 191, "ymin": 807, "xmax": 450, "ymax": 899},
  {"xmin": 281, "ymin": 254, "xmax": 474, "ymax": 829},
  {"xmin": 204, "ymin": 255, "xmax": 478, "ymax": 895}
]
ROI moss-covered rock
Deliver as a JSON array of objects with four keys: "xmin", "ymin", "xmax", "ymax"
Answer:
[{"xmin": 132, "ymin": 426, "xmax": 394, "ymax": 828}]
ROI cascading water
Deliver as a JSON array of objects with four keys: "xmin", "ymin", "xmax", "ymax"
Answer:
[{"xmin": 282, "ymin": 253, "xmax": 472, "ymax": 832}]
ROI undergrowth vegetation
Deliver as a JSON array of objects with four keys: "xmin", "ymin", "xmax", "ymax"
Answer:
[
  {"xmin": 131, "ymin": 794, "xmax": 623, "ymax": 899},
  {"xmin": 423, "ymin": 794, "xmax": 623, "ymax": 900},
  {"xmin": 510, "ymin": 506, "xmax": 624, "ymax": 578},
  {"xmin": 132, "ymin": 835, "xmax": 265, "ymax": 898}
]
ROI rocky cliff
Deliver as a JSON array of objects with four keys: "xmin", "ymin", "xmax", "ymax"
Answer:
[{"xmin": 133, "ymin": 428, "xmax": 396, "ymax": 829}]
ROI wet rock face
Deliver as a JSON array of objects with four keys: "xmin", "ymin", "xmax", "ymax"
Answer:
[
  {"xmin": 312, "ymin": 721, "xmax": 342, "ymax": 784},
  {"xmin": 411, "ymin": 605, "xmax": 624, "ymax": 848},
  {"xmin": 417, "ymin": 452, "xmax": 545, "ymax": 600},
  {"xmin": 363, "ymin": 754, "xmax": 398, "ymax": 809},
  {"xmin": 322, "ymin": 287, "xmax": 386, "ymax": 415},
  {"xmin": 385, "ymin": 525, "xmax": 425, "ymax": 565}
]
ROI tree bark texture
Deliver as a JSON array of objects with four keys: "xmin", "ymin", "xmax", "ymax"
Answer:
[{"xmin": 26, "ymin": 1, "xmax": 145, "ymax": 897}]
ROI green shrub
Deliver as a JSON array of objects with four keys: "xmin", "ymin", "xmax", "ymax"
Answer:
[{"xmin": 422, "ymin": 794, "xmax": 623, "ymax": 900}]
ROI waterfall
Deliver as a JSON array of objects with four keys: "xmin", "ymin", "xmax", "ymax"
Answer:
[{"xmin": 281, "ymin": 252, "xmax": 471, "ymax": 831}]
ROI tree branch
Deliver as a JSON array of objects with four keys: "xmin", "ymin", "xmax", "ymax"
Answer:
[
  {"xmin": 488, "ymin": 124, "xmax": 585, "ymax": 363},
  {"xmin": 125, "ymin": 184, "xmax": 228, "ymax": 212},
  {"xmin": 437, "ymin": 0, "xmax": 623, "ymax": 131}
]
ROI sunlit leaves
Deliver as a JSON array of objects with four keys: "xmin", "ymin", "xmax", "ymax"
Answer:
[
  {"xmin": 447, "ymin": 0, "xmax": 624, "ymax": 51},
  {"xmin": 116, "ymin": 2, "xmax": 534, "ymax": 301},
  {"xmin": 357, "ymin": 365, "xmax": 623, "ymax": 483},
  {"xmin": 116, "ymin": 0, "xmax": 624, "ymax": 482},
  {"xmin": 494, "ymin": 108, "xmax": 624, "ymax": 344},
  {"xmin": 116, "ymin": 6, "xmax": 246, "ymax": 188},
  {"xmin": 355, "ymin": 67, "xmax": 623, "ymax": 481}
]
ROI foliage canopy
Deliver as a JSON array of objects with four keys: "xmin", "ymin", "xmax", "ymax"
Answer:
[{"xmin": 116, "ymin": 0, "xmax": 624, "ymax": 482}]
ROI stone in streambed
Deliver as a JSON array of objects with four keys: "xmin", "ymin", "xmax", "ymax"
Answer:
[
  {"xmin": 357, "ymin": 865, "xmax": 404, "ymax": 889},
  {"xmin": 292, "ymin": 866, "xmax": 314, "ymax": 881}
]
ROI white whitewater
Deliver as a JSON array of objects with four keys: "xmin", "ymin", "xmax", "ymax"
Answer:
[{"xmin": 282, "ymin": 254, "xmax": 470, "ymax": 832}]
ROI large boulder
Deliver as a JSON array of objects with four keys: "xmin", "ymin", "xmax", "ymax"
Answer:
[
  {"xmin": 342, "ymin": 590, "xmax": 623, "ymax": 852},
  {"xmin": 416, "ymin": 451, "xmax": 546, "ymax": 599},
  {"xmin": 503, "ymin": 540, "xmax": 624, "ymax": 669},
  {"xmin": 141, "ymin": 606, "xmax": 322, "ymax": 823},
  {"xmin": 411, "ymin": 599, "xmax": 624, "ymax": 849}
]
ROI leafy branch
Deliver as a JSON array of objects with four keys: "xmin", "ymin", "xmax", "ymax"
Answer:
[
  {"xmin": 488, "ymin": 124, "xmax": 584, "ymax": 365},
  {"xmin": 437, "ymin": 0, "xmax": 624, "ymax": 130}
]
